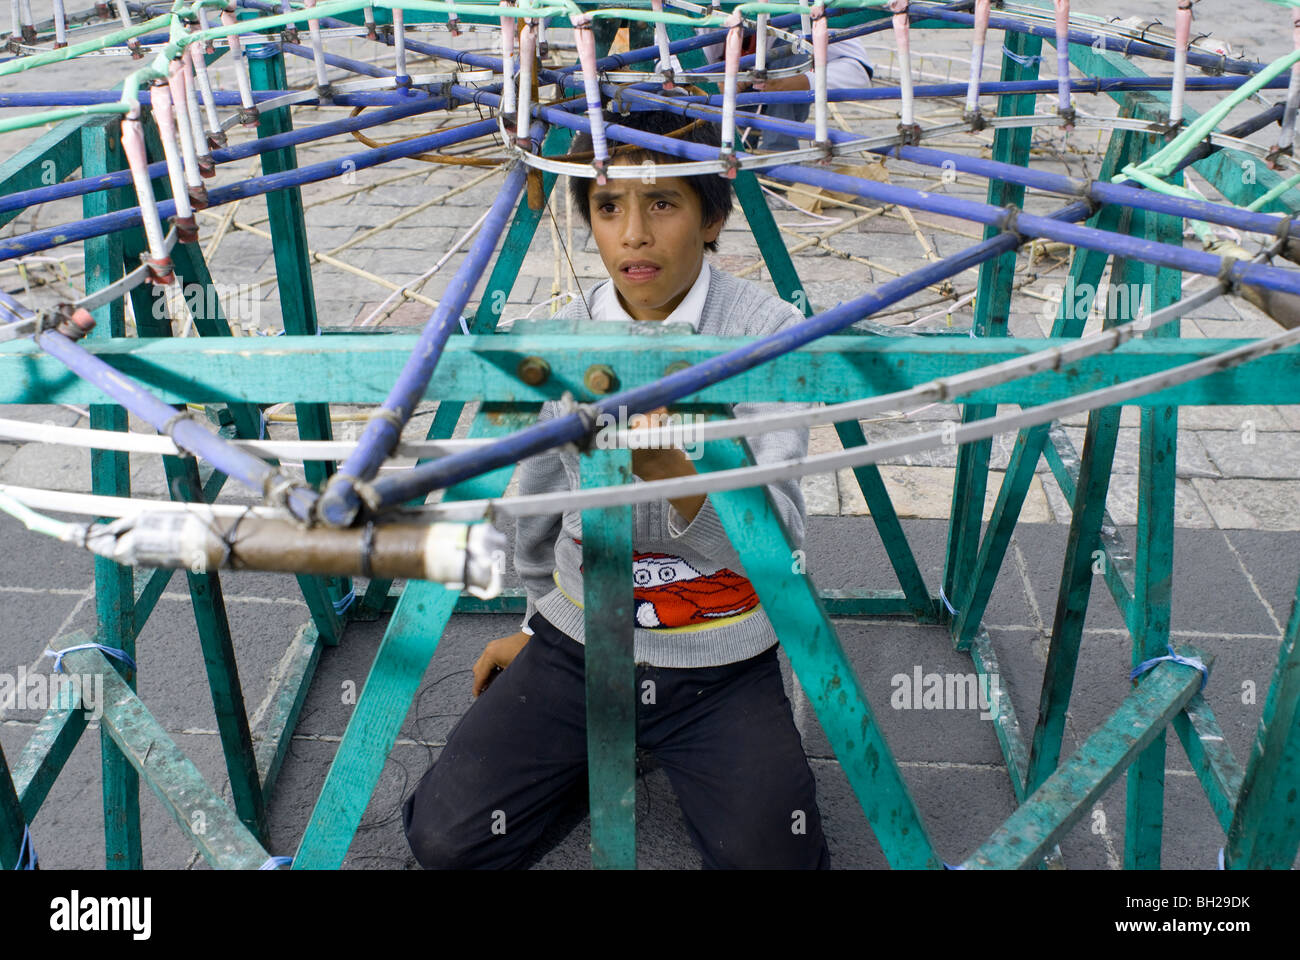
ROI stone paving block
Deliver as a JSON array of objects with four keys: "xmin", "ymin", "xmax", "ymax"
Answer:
[
  {"xmin": 1191, "ymin": 477, "xmax": 1300, "ymax": 530},
  {"xmin": 1101, "ymin": 474, "xmax": 1214, "ymax": 529},
  {"xmin": 1199, "ymin": 428, "xmax": 1300, "ymax": 479},
  {"xmin": 0, "ymin": 440, "xmax": 90, "ymax": 493},
  {"xmin": 1061, "ymin": 425, "xmax": 1220, "ymax": 479},
  {"xmin": 1178, "ymin": 403, "xmax": 1290, "ymax": 431},
  {"xmin": 1220, "ymin": 529, "xmax": 1300, "ymax": 636}
]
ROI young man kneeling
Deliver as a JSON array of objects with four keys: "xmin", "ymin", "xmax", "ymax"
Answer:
[{"xmin": 402, "ymin": 109, "xmax": 827, "ymax": 869}]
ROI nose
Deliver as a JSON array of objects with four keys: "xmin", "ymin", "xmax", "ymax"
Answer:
[{"xmin": 621, "ymin": 203, "xmax": 651, "ymax": 248}]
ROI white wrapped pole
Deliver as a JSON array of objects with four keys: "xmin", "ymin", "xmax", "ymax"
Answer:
[
  {"xmin": 182, "ymin": 45, "xmax": 214, "ymax": 177},
  {"xmin": 812, "ymin": 4, "xmax": 829, "ymax": 146},
  {"xmin": 167, "ymin": 59, "xmax": 204, "ymax": 201},
  {"xmin": 279, "ymin": 0, "xmax": 297, "ymax": 44},
  {"xmin": 447, "ymin": 0, "xmax": 460, "ymax": 36},
  {"xmin": 652, "ymin": 0, "xmax": 674, "ymax": 89},
  {"xmin": 890, "ymin": 0, "xmax": 914, "ymax": 132},
  {"xmin": 719, "ymin": 10, "xmax": 742, "ymax": 174},
  {"xmin": 306, "ymin": 0, "xmax": 329, "ymax": 89},
  {"xmin": 1168, "ymin": 0, "xmax": 1192, "ymax": 126},
  {"xmin": 364, "ymin": 3, "xmax": 376, "ymax": 39},
  {"xmin": 191, "ymin": 10, "xmax": 224, "ymax": 148},
  {"xmin": 798, "ymin": 0, "xmax": 811, "ymax": 42},
  {"xmin": 221, "ymin": 6, "xmax": 259, "ymax": 123},
  {"xmin": 152, "ymin": 79, "xmax": 196, "ymax": 234},
  {"xmin": 114, "ymin": 0, "xmax": 140, "ymax": 57},
  {"xmin": 500, "ymin": 2, "xmax": 516, "ymax": 119},
  {"xmin": 10, "ymin": 0, "xmax": 20, "ymax": 42},
  {"xmin": 122, "ymin": 109, "xmax": 173, "ymax": 282},
  {"xmin": 573, "ymin": 14, "xmax": 607, "ymax": 184},
  {"xmin": 754, "ymin": 13, "xmax": 768, "ymax": 81},
  {"xmin": 538, "ymin": 15, "xmax": 547, "ymax": 56},
  {"xmin": 52, "ymin": 0, "xmax": 67, "ymax": 47},
  {"xmin": 1275, "ymin": 7, "xmax": 1300, "ymax": 165},
  {"xmin": 1054, "ymin": 0, "xmax": 1073, "ymax": 127},
  {"xmin": 16, "ymin": 0, "xmax": 32, "ymax": 42},
  {"xmin": 516, "ymin": 19, "xmax": 535, "ymax": 148},
  {"xmin": 965, "ymin": 0, "xmax": 990, "ymax": 117},
  {"xmin": 393, "ymin": 6, "xmax": 409, "ymax": 85}
]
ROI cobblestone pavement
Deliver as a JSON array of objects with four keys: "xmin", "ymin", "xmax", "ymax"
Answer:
[{"xmin": 1, "ymin": 0, "xmax": 1298, "ymax": 869}]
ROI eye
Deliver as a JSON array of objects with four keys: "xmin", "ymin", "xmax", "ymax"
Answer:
[
  {"xmin": 598, "ymin": 202, "xmax": 616, "ymax": 214},
  {"xmin": 652, "ymin": 199, "xmax": 672, "ymax": 211}
]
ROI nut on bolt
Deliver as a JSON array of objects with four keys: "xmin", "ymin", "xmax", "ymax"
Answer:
[
  {"xmin": 584, "ymin": 364, "xmax": 617, "ymax": 394},
  {"xmin": 517, "ymin": 356, "xmax": 550, "ymax": 386}
]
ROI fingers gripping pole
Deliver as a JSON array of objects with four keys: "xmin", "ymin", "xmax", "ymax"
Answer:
[
  {"xmin": 812, "ymin": 3, "xmax": 829, "ymax": 147},
  {"xmin": 574, "ymin": 14, "xmax": 607, "ymax": 184},
  {"xmin": 889, "ymin": 0, "xmax": 916, "ymax": 136},
  {"xmin": 966, "ymin": 0, "xmax": 990, "ymax": 119},
  {"xmin": 652, "ymin": 0, "xmax": 675, "ymax": 89},
  {"xmin": 1053, "ymin": 0, "xmax": 1074, "ymax": 128},
  {"xmin": 121, "ymin": 110, "xmax": 174, "ymax": 283},
  {"xmin": 500, "ymin": 2, "xmax": 516, "ymax": 119},
  {"xmin": 720, "ymin": 10, "xmax": 743, "ymax": 175},
  {"xmin": 516, "ymin": 19, "xmax": 536, "ymax": 148},
  {"xmin": 151, "ymin": 78, "xmax": 198, "ymax": 244}
]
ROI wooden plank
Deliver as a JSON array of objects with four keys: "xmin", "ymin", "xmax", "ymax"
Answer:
[
  {"xmin": 1225, "ymin": 571, "xmax": 1300, "ymax": 868},
  {"xmin": 0, "ymin": 741, "xmax": 26, "ymax": 868},
  {"xmin": 291, "ymin": 407, "xmax": 527, "ymax": 869},
  {"xmin": 255, "ymin": 622, "xmax": 323, "ymax": 799},
  {"xmin": 699, "ymin": 431, "xmax": 941, "ymax": 869},
  {"xmin": 9, "ymin": 334, "xmax": 1300, "ymax": 406},
  {"xmin": 964, "ymin": 647, "xmax": 1213, "ymax": 869},
  {"xmin": 12, "ymin": 696, "xmax": 89, "ymax": 821},
  {"xmin": 1172, "ymin": 695, "xmax": 1246, "ymax": 836},
  {"xmin": 580, "ymin": 446, "xmax": 636, "ymax": 870},
  {"xmin": 52, "ymin": 634, "xmax": 271, "ymax": 869},
  {"xmin": 0, "ymin": 115, "xmax": 87, "ymax": 229}
]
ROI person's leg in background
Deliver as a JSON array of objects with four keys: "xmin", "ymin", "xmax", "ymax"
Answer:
[
  {"xmin": 754, "ymin": 53, "xmax": 811, "ymax": 153},
  {"xmin": 402, "ymin": 614, "xmax": 590, "ymax": 869},
  {"xmin": 638, "ymin": 646, "xmax": 831, "ymax": 869}
]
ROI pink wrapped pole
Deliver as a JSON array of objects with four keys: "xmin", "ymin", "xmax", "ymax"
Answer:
[
  {"xmin": 719, "ymin": 9, "xmax": 742, "ymax": 173},
  {"xmin": 965, "ymin": 0, "xmax": 990, "ymax": 119},
  {"xmin": 167, "ymin": 58, "xmax": 205, "ymax": 207},
  {"xmin": 151, "ymin": 79, "xmax": 198, "ymax": 244},
  {"xmin": 812, "ymin": 3, "xmax": 829, "ymax": 146},
  {"xmin": 306, "ymin": 0, "xmax": 329, "ymax": 89},
  {"xmin": 221, "ymin": 6, "xmax": 259, "ymax": 125},
  {"xmin": 182, "ymin": 45, "xmax": 215, "ymax": 178},
  {"xmin": 1168, "ymin": 0, "xmax": 1192, "ymax": 126},
  {"xmin": 122, "ymin": 109, "xmax": 175, "ymax": 280},
  {"xmin": 573, "ymin": 14, "xmax": 607, "ymax": 184},
  {"xmin": 1053, "ymin": 0, "xmax": 1073, "ymax": 127},
  {"xmin": 890, "ymin": 0, "xmax": 916, "ymax": 134},
  {"xmin": 393, "ymin": 6, "xmax": 410, "ymax": 86},
  {"xmin": 500, "ymin": 2, "xmax": 516, "ymax": 118},
  {"xmin": 189, "ymin": 14, "xmax": 224, "ymax": 149}
]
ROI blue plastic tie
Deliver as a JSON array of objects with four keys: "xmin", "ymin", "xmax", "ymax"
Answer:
[
  {"xmin": 1129, "ymin": 644, "xmax": 1208, "ymax": 692},
  {"xmin": 44, "ymin": 642, "xmax": 137, "ymax": 675},
  {"xmin": 260, "ymin": 855, "xmax": 294, "ymax": 870},
  {"xmin": 1217, "ymin": 847, "xmax": 1225, "ymax": 870},
  {"xmin": 938, "ymin": 584, "xmax": 958, "ymax": 617},
  {"xmin": 1002, "ymin": 46, "xmax": 1044, "ymax": 67},
  {"xmin": 332, "ymin": 589, "xmax": 356, "ymax": 615},
  {"xmin": 13, "ymin": 825, "xmax": 38, "ymax": 870},
  {"xmin": 943, "ymin": 861, "xmax": 966, "ymax": 870}
]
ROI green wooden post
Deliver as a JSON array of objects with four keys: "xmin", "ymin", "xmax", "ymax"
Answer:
[
  {"xmin": 943, "ymin": 27, "xmax": 1042, "ymax": 636},
  {"xmin": 1225, "ymin": 570, "xmax": 1300, "ymax": 868},
  {"xmin": 1125, "ymin": 132, "xmax": 1184, "ymax": 872},
  {"xmin": 81, "ymin": 115, "xmax": 142, "ymax": 870},
  {"xmin": 0, "ymin": 743, "xmax": 26, "ymax": 868},
  {"xmin": 580, "ymin": 446, "xmax": 636, "ymax": 869},
  {"xmin": 292, "ymin": 407, "xmax": 528, "ymax": 869},
  {"xmin": 950, "ymin": 113, "xmax": 1145, "ymax": 649},
  {"xmin": 12, "ymin": 695, "xmax": 89, "ymax": 821},
  {"xmin": 698, "ymin": 427, "xmax": 941, "ymax": 868},
  {"xmin": 0, "ymin": 116, "xmax": 87, "ymax": 229},
  {"xmin": 247, "ymin": 42, "xmax": 349, "ymax": 645}
]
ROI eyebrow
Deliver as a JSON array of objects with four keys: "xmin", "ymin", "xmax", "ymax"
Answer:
[{"xmin": 590, "ymin": 186, "xmax": 687, "ymax": 206}]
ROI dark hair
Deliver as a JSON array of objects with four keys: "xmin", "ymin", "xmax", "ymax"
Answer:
[{"xmin": 567, "ymin": 109, "xmax": 733, "ymax": 253}]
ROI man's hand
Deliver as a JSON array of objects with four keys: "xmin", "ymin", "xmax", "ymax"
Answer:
[
  {"xmin": 472, "ymin": 631, "xmax": 530, "ymax": 697},
  {"xmin": 629, "ymin": 406, "xmax": 706, "ymax": 524}
]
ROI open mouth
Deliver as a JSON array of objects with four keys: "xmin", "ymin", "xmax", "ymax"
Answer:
[{"xmin": 620, "ymin": 262, "xmax": 662, "ymax": 283}]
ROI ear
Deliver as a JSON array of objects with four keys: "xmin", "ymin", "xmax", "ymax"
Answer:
[{"xmin": 701, "ymin": 213, "xmax": 724, "ymax": 246}]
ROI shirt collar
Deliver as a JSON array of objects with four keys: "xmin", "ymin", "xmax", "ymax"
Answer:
[{"xmin": 588, "ymin": 262, "xmax": 711, "ymax": 332}]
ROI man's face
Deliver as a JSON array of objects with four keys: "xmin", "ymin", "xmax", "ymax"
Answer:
[{"xmin": 587, "ymin": 168, "xmax": 724, "ymax": 322}]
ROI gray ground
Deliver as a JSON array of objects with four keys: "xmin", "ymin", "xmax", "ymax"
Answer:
[{"xmin": 1, "ymin": 0, "xmax": 1298, "ymax": 869}]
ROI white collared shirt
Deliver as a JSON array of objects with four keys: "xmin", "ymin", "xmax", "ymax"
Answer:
[{"xmin": 586, "ymin": 261, "xmax": 711, "ymax": 331}]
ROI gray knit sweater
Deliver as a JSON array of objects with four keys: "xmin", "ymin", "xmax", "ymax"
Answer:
[{"xmin": 513, "ymin": 263, "xmax": 811, "ymax": 668}]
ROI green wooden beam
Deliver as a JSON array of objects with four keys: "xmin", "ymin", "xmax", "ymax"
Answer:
[
  {"xmin": 580, "ymin": 446, "xmax": 637, "ymax": 870},
  {"xmin": 698, "ymin": 428, "xmax": 941, "ymax": 869},
  {"xmin": 0, "ymin": 742, "xmax": 26, "ymax": 868},
  {"xmin": 255, "ymin": 622, "xmax": 323, "ymax": 799},
  {"xmin": 52, "ymin": 634, "xmax": 272, "ymax": 869},
  {"xmin": 0, "ymin": 115, "xmax": 87, "ymax": 229},
  {"xmin": 12, "ymin": 695, "xmax": 88, "ymax": 822},
  {"xmin": 291, "ymin": 406, "xmax": 528, "ymax": 869},
  {"xmin": 10, "ymin": 333, "xmax": 1300, "ymax": 406},
  {"xmin": 1172, "ymin": 695, "xmax": 1246, "ymax": 836},
  {"xmin": 964, "ymin": 646, "xmax": 1213, "ymax": 869}
]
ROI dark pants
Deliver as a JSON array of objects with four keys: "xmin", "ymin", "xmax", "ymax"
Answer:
[
  {"xmin": 403, "ymin": 613, "xmax": 830, "ymax": 869},
  {"xmin": 757, "ymin": 54, "xmax": 812, "ymax": 152}
]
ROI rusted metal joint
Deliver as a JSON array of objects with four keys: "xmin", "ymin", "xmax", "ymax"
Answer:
[
  {"xmin": 897, "ymin": 122, "xmax": 922, "ymax": 146},
  {"xmin": 45, "ymin": 304, "xmax": 96, "ymax": 341}
]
